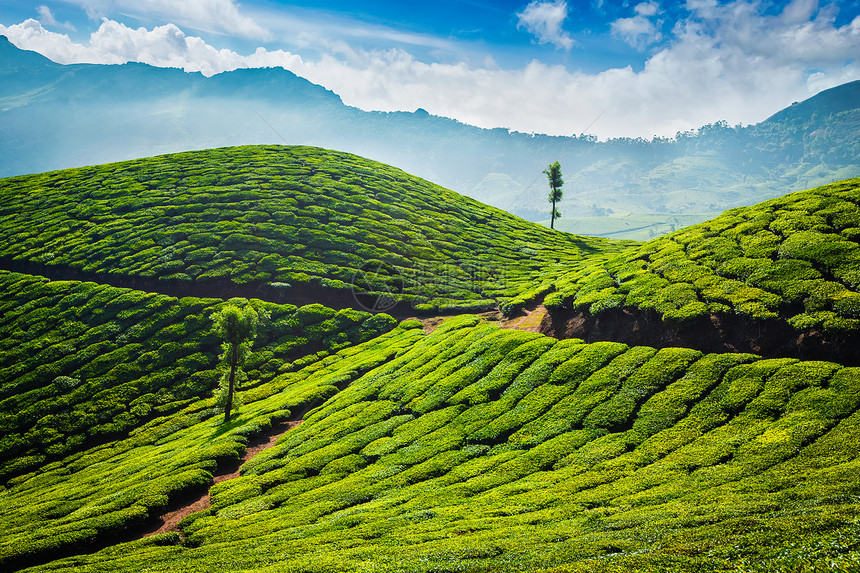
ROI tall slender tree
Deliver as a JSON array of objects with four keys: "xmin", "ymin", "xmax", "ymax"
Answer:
[
  {"xmin": 212, "ymin": 302, "xmax": 258, "ymax": 424},
  {"xmin": 544, "ymin": 161, "xmax": 564, "ymax": 229}
]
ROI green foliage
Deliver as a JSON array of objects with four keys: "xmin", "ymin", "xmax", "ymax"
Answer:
[
  {"xmin": 212, "ymin": 302, "xmax": 259, "ymax": 347},
  {"xmin": 544, "ymin": 161, "xmax": 564, "ymax": 228},
  {"xmin": 538, "ymin": 179, "xmax": 860, "ymax": 332},
  {"xmin": 212, "ymin": 302, "xmax": 260, "ymax": 423},
  {"xmin": 0, "ymin": 271, "xmax": 394, "ymax": 482},
  {"xmin": 3, "ymin": 152, "xmax": 860, "ymax": 573},
  {"xmin": 0, "ymin": 145, "xmax": 624, "ymax": 312},
  {"xmin": 8, "ymin": 317, "xmax": 860, "ymax": 572}
]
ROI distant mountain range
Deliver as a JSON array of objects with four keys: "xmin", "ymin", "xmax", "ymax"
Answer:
[{"xmin": 1, "ymin": 35, "xmax": 858, "ymax": 238}]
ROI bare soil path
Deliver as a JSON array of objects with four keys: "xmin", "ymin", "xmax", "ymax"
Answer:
[
  {"xmin": 498, "ymin": 304, "xmax": 547, "ymax": 332},
  {"xmin": 410, "ymin": 303, "xmax": 548, "ymax": 335},
  {"xmin": 139, "ymin": 420, "xmax": 302, "ymax": 539}
]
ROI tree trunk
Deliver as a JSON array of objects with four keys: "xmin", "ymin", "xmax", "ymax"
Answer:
[
  {"xmin": 551, "ymin": 197, "xmax": 556, "ymax": 229},
  {"xmin": 224, "ymin": 345, "xmax": 238, "ymax": 424}
]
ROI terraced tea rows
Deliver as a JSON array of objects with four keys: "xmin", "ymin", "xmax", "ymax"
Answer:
[
  {"xmin": 3, "ymin": 148, "xmax": 860, "ymax": 572},
  {"xmin": 0, "ymin": 145, "xmax": 622, "ymax": 313},
  {"xmin": 0, "ymin": 313, "xmax": 420, "ymax": 571},
  {"xmin": 534, "ymin": 179, "xmax": 860, "ymax": 362},
  {"xmin": 0, "ymin": 271, "xmax": 394, "ymax": 482},
  {"xmin": 16, "ymin": 316, "xmax": 860, "ymax": 572}
]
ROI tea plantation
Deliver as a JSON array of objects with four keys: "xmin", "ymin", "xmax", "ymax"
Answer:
[
  {"xmin": 0, "ymin": 145, "xmax": 621, "ymax": 313},
  {"xmin": 10, "ymin": 316, "xmax": 860, "ymax": 572},
  {"xmin": 0, "ymin": 270, "xmax": 395, "ymax": 482},
  {"xmin": 536, "ymin": 179, "xmax": 860, "ymax": 350},
  {"xmin": 3, "ymin": 149, "xmax": 860, "ymax": 571}
]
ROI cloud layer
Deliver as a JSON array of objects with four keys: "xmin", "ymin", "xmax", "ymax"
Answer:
[
  {"xmin": 611, "ymin": 2, "xmax": 662, "ymax": 50},
  {"xmin": 66, "ymin": 0, "xmax": 269, "ymax": 39},
  {"xmin": 2, "ymin": 0, "xmax": 859, "ymax": 139}
]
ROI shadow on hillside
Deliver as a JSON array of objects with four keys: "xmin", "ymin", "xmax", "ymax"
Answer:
[{"xmin": 544, "ymin": 305, "xmax": 860, "ymax": 366}]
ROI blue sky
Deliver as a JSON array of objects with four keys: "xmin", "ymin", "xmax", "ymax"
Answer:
[{"xmin": 1, "ymin": 0, "xmax": 859, "ymax": 138}]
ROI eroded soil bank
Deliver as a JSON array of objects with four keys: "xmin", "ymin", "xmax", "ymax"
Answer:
[{"xmin": 542, "ymin": 305, "xmax": 860, "ymax": 366}]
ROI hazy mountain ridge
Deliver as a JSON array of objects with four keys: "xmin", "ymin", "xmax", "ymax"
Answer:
[{"xmin": 1, "ymin": 36, "xmax": 858, "ymax": 238}]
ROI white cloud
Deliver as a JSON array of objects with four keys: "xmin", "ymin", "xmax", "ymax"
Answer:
[
  {"xmin": 612, "ymin": 17, "xmax": 659, "ymax": 49},
  {"xmin": 635, "ymin": 2, "xmax": 660, "ymax": 17},
  {"xmin": 612, "ymin": 2, "xmax": 662, "ymax": 50},
  {"xmin": 64, "ymin": 0, "xmax": 269, "ymax": 40},
  {"xmin": 517, "ymin": 0, "xmax": 574, "ymax": 50},
  {"xmin": 0, "ymin": 18, "xmax": 290, "ymax": 74},
  {"xmin": 2, "ymin": 0, "xmax": 859, "ymax": 139},
  {"xmin": 37, "ymin": 5, "xmax": 58, "ymax": 26},
  {"xmin": 37, "ymin": 4, "xmax": 76, "ymax": 30}
]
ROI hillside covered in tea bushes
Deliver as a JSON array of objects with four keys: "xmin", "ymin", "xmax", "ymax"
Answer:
[
  {"xmin": 530, "ymin": 179, "xmax": 860, "ymax": 364},
  {"xmin": 3, "ymin": 148, "xmax": 860, "ymax": 572},
  {"xmin": 0, "ymin": 145, "xmax": 622, "ymax": 313},
  {"xmin": 0, "ymin": 286, "xmax": 411, "ymax": 571},
  {"xmin": 0, "ymin": 271, "xmax": 395, "ymax": 483},
  {"xmin": 11, "ymin": 316, "xmax": 860, "ymax": 572}
]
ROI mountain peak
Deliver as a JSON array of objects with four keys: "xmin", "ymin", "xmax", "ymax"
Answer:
[
  {"xmin": 765, "ymin": 80, "xmax": 860, "ymax": 124},
  {"xmin": 0, "ymin": 35, "xmax": 62, "ymax": 74},
  {"xmin": 208, "ymin": 66, "xmax": 344, "ymax": 105}
]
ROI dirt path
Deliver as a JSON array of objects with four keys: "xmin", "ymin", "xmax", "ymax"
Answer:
[
  {"xmin": 140, "ymin": 420, "xmax": 302, "ymax": 539},
  {"xmin": 498, "ymin": 304, "xmax": 547, "ymax": 332},
  {"xmin": 410, "ymin": 304, "xmax": 548, "ymax": 335}
]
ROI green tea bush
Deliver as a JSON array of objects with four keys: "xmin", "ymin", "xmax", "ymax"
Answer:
[
  {"xmin": 537, "ymin": 179, "xmax": 860, "ymax": 333},
  {"xmin": 0, "ymin": 145, "xmax": 624, "ymax": 312},
  {"xmin": 0, "ymin": 271, "xmax": 394, "ymax": 481},
  {"xmin": 29, "ymin": 316, "xmax": 835, "ymax": 573}
]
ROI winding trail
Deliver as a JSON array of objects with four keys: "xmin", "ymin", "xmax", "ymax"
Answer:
[
  {"xmin": 139, "ymin": 420, "xmax": 303, "ymax": 539},
  {"xmin": 131, "ymin": 302, "xmax": 544, "ymax": 542}
]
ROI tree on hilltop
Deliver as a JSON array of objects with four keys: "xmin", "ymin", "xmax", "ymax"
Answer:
[{"xmin": 544, "ymin": 161, "xmax": 564, "ymax": 229}]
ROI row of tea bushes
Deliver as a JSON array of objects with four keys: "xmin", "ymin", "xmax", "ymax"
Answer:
[
  {"xmin": 0, "ymin": 271, "xmax": 395, "ymax": 481},
  {"xmin": 29, "ymin": 316, "xmax": 860, "ymax": 572},
  {"xmin": 0, "ymin": 145, "xmax": 624, "ymax": 311},
  {"xmin": 0, "ymin": 321, "xmax": 424, "ymax": 570},
  {"xmin": 541, "ymin": 179, "xmax": 860, "ymax": 331}
]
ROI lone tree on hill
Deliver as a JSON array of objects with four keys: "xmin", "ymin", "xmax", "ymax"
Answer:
[
  {"xmin": 544, "ymin": 161, "xmax": 564, "ymax": 229},
  {"xmin": 213, "ymin": 302, "xmax": 259, "ymax": 424}
]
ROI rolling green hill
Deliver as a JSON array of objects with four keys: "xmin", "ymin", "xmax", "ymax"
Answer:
[
  {"xmin": 3, "ymin": 148, "xmax": 860, "ymax": 571},
  {"xmin": 5, "ymin": 315, "xmax": 860, "ymax": 572},
  {"xmin": 0, "ymin": 145, "xmax": 621, "ymax": 314},
  {"xmin": 0, "ymin": 271, "xmax": 395, "ymax": 482},
  {"xmin": 0, "ymin": 270, "xmax": 400, "ymax": 569},
  {"xmin": 534, "ymin": 178, "xmax": 860, "ymax": 364}
]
